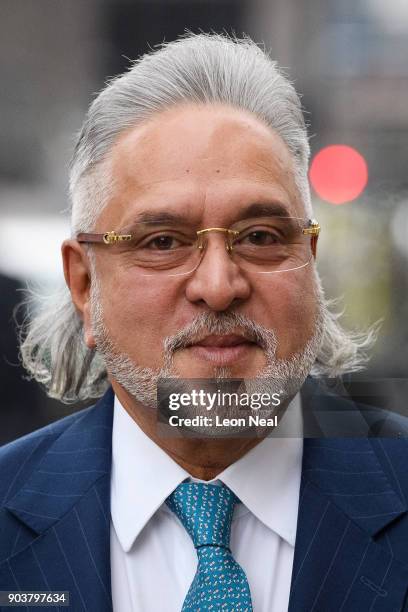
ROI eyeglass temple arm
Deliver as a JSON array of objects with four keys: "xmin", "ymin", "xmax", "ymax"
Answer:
[
  {"xmin": 302, "ymin": 219, "xmax": 320, "ymax": 258},
  {"xmin": 76, "ymin": 231, "xmax": 133, "ymax": 245}
]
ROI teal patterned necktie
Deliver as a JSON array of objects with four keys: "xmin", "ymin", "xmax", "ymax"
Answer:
[{"xmin": 166, "ymin": 482, "xmax": 253, "ymax": 611}]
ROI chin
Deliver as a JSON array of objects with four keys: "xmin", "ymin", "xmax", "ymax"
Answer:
[{"xmin": 173, "ymin": 356, "xmax": 266, "ymax": 380}]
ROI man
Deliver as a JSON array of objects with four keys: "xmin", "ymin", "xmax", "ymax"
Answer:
[{"xmin": 1, "ymin": 33, "xmax": 407, "ymax": 612}]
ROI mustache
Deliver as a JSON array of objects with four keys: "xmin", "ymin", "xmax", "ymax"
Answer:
[{"xmin": 163, "ymin": 312, "xmax": 278, "ymax": 354}]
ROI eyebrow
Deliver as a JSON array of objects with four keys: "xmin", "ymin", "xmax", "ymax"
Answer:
[
  {"xmin": 131, "ymin": 211, "xmax": 189, "ymax": 225},
  {"xmin": 234, "ymin": 202, "xmax": 291, "ymax": 221},
  {"xmin": 127, "ymin": 201, "xmax": 292, "ymax": 227}
]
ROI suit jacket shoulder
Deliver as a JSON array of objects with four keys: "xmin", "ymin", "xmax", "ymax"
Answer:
[
  {"xmin": 0, "ymin": 390, "xmax": 114, "ymax": 611},
  {"xmin": 0, "ymin": 406, "xmax": 95, "ymax": 507}
]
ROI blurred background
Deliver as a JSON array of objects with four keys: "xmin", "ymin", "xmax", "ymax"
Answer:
[{"xmin": 1, "ymin": 0, "xmax": 407, "ymax": 443}]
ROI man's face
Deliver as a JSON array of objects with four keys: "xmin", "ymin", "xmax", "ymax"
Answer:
[{"xmin": 90, "ymin": 104, "xmax": 320, "ymax": 384}]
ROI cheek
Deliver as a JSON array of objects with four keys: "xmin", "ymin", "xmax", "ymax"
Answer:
[
  {"xmin": 257, "ymin": 270, "xmax": 318, "ymax": 357},
  {"xmin": 100, "ymin": 273, "xmax": 180, "ymax": 364}
]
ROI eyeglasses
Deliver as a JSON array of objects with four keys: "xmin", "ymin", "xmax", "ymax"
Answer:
[{"xmin": 76, "ymin": 216, "xmax": 320, "ymax": 277}]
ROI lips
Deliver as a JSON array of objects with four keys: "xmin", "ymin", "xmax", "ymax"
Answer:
[
  {"xmin": 193, "ymin": 334, "xmax": 255, "ymax": 348},
  {"xmin": 185, "ymin": 333, "xmax": 258, "ymax": 366}
]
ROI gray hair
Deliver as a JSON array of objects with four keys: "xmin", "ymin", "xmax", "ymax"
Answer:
[
  {"xmin": 20, "ymin": 32, "xmax": 378, "ymax": 402},
  {"xmin": 70, "ymin": 32, "xmax": 312, "ymax": 235}
]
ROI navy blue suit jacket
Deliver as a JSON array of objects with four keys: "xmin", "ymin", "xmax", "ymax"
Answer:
[{"xmin": 1, "ymin": 386, "xmax": 408, "ymax": 611}]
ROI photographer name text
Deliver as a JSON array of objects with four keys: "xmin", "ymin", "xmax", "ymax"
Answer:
[{"xmin": 168, "ymin": 414, "xmax": 279, "ymax": 428}]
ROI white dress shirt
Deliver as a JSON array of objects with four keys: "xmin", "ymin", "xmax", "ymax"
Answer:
[{"xmin": 110, "ymin": 395, "xmax": 303, "ymax": 612}]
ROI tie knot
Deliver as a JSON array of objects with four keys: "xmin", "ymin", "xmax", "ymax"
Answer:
[{"xmin": 166, "ymin": 483, "xmax": 238, "ymax": 550}]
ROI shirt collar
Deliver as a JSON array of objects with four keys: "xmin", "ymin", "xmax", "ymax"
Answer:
[
  {"xmin": 111, "ymin": 394, "xmax": 303, "ymax": 552},
  {"xmin": 216, "ymin": 395, "xmax": 303, "ymax": 546}
]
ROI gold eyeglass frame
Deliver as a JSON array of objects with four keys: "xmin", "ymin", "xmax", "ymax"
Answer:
[
  {"xmin": 75, "ymin": 218, "xmax": 320, "ymax": 276},
  {"xmin": 76, "ymin": 219, "xmax": 320, "ymax": 252}
]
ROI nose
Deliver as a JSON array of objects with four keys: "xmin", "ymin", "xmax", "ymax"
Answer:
[{"xmin": 184, "ymin": 233, "xmax": 251, "ymax": 311}]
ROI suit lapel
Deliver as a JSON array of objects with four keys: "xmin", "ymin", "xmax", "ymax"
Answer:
[
  {"xmin": 289, "ymin": 437, "xmax": 408, "ymax": 611},
  {"xmin": 0, "ymin": 389, "xmax": 114, "ymax": 612}
]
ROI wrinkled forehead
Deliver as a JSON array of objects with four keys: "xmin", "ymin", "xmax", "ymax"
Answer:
[{"xmin": 98, "ymin": 104, "xmax": 305, "ymax": 228}]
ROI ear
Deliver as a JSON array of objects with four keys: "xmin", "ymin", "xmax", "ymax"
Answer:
[{"xmin": 62, "ymin": 240, "xmax": 96, "ymax": 349}]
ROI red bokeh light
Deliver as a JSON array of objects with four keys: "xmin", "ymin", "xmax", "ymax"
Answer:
[{"xmin": 309, "ymin": 145, "xmax": 368, "ymax": 204}]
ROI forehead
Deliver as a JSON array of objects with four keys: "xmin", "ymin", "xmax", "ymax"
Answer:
[{"xmin": 101, "ymin": 104, "xmax": 304, "ymax": 227}]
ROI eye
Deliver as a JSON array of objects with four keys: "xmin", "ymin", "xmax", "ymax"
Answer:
[
  {"xmin": 240, "ymin": 229, "xmax": 280, "ymax": 246},
  {"xmin": 145, "ymin": 234, "xmax": 183, "ymax": 250}
]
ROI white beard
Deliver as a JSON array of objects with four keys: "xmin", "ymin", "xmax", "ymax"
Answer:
[{"xmin": 90, "ymin": 276, "xmax": 324, "ymax": 431}]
